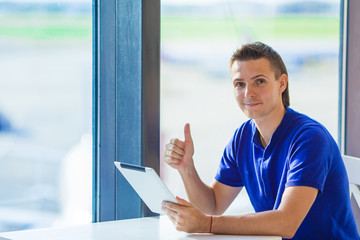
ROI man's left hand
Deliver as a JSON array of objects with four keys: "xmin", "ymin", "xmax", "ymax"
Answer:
[{"xmin": 162, "ymin": 196, "xmax": 211, "ymax": 233}]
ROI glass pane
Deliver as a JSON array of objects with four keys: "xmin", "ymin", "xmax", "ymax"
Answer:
[
  {"xmin": 160, "ymin": 0, "xmax": 339, "ymax": 214},
  {"xmin": 0, "ymin": 0, "xmax": 92, "ymax": 231}
]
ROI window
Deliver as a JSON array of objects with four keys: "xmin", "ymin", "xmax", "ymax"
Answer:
[
  {"xmin": 0, "ymin": 0, "xmax": 92, "ymax": 231},
  {"xmin": 340, "ymin": 0, "xmax": 360, "ymax": 229}
]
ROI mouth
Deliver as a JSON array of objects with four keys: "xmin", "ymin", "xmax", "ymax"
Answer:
[{"xmin": 243, "ymin": 102, "xmax": 261, "ymax": 108}]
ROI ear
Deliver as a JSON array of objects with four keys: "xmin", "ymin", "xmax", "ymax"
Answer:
[{"xmin": 278, "ymin": 73, "xmax": 288, "ymax": 93}]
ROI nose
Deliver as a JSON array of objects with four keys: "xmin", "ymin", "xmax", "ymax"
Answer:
[{"xmin": 244, "ymin": 85, "xmax": 255, "ymax": 98}]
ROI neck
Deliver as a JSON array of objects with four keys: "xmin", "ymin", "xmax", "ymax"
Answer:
[{"xmin": 254, "ymin": 106, "xmax": 286, "ymax": 147}]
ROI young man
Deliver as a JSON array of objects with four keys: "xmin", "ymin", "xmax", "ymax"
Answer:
[{"xmin": 162, "ymin": 42, "xmax": 359, "ymax": 239}]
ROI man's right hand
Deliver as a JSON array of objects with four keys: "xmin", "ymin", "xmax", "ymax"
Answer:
[{"xmin": 164, "ymin": 123, "xmax": 194, "ymax": 173}]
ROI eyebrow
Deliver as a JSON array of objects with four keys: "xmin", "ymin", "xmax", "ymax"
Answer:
[
  {"xmin": 251, "ymin": 74, "xmax": 269, "ymax": 80},
  {"xmin": 233, "ymin": 74, "xmax": 269, "ymax": 82}
]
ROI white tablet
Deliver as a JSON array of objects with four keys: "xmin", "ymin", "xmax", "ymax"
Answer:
[{"xmin": 114, "ymin": 162, "xmax": 177, "ymax": 214}]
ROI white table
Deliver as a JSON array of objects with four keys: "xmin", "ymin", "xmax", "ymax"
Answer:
[{"xmin": 0, "ymin": 216, "xmax": 281, "ymax": 240}]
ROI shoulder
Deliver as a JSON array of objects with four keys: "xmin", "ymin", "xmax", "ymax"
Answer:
[
  {"xmin": 225, "ymin": 119, "xmax": 255, "ymax": 154},
  {"xmin": 286, "ymin": 108, "xmax": 333, "ymax": 143},
  {"xmin": 286, "ymin": 108, "xmax": 320, "ymax": 128},
  {"xmin": 284, "ymin": 108, "xmax": 338, "ymax": 158},
  {"xmin": 233, "ymin": 119, "xmax": 256, "ymax": 139}
]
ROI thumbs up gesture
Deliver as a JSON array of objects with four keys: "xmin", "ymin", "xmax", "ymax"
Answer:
[{"xmin": 164, "ymin": 123, "xmax": 195, "ymax": 173}]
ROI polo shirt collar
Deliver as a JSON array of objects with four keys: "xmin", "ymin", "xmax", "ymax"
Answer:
[{"xmin": 251, "ymin": 107, "xmax": 294, "ymax": 151}]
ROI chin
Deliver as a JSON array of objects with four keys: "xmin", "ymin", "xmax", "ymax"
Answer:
[{"xmin": 242, "ymin": 110, "xmax": 258, "ymax": 119}]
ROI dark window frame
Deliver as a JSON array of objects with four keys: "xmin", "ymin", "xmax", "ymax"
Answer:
[
  {"xmin": 92, "ymin": 0, "xmax": 160, "ymax": 222},
  {"xmin": 339, "ymin": 0, "xmax": 360, "ymax": 232}
]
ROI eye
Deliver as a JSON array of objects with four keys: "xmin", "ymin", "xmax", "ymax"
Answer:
[
  {"xmin": 256, "ymin": 79, "xmax": 265, "ymax": 85},
  {"xmin": 234, "ymin": 81, "xmax": 245, "ymax": 88}
]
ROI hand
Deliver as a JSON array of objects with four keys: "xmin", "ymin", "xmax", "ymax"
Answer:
[
  {"xmin": 162, "ymin": 196, "xmax": 211, "ymax": 233},
  {"xmin": 164, "ymin": 123, "xmax": 194, "ymax": 172}
]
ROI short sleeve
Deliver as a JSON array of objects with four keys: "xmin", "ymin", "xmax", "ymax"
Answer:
[
  {"xmin": 285, "ymin": 126, "xmax": 332, "ymax": 193},
  {"xmin": 214, "ymin": 128, "xmax": 243, "ymax": 187}
]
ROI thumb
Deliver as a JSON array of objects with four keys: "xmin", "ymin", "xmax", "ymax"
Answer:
[
  {"xmin": 184, "ymin": 123, "xmax": 193, "ymax": 145},
  {"xmin": 176, "ymin": 196, "xmax": 192, "ymax": 207}
]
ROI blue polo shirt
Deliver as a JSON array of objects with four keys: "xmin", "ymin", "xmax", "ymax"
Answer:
[{"xmin": 215, "ymin": 108, "xmax": 359, "ymax": 239}]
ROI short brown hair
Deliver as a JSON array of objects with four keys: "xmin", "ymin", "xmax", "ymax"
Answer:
[{"xmin": 230, "ymin": 42, "xmax": 290, "ymax": 108}]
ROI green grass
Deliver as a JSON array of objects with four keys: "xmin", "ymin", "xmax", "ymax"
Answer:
[
  {"xmin": 0, "ymin": 14, "xmax": 91, "ymax": 40},
  {"xmin": 161, "ymin": 16, "xmax": 340, "ymax": 41},
  {"xmin": 0, "ymin": 14, "xmax": 339, "ymax": 42}
]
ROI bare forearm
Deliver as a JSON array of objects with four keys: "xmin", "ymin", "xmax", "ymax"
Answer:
[
  {"xmin": 163, "ymin": 184, "xmax": 316, "ymax": 239},
  {"xmin": 178, "ymin": 162, "xmax": 217, "ymax": 215},
  {"xmin": 210, "ymin": 186, "xmax": 318, "ymax": 238},
  {"xmin": 212, "ymin": 210, "xmax": 297, "ymax": 239}
]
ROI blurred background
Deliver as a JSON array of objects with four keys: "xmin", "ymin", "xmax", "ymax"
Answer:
[
  {"xmin": 0, "ymin": 0, "xmax": 340, "ymax": 232},
  {"xmin": 0, "ymin": 0, "xmax": 92, "ymax": 232}
]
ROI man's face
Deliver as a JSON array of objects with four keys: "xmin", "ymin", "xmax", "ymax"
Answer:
[{"xmin": 230, "ymin": 58, "xmax": 287, "ymax": 121}]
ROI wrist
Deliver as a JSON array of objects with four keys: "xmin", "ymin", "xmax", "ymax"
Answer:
[
  {"xmin": 200, "ymin": 215, "xmax": 213, "ymax": 233},
  {"xmin": 208, "ymin": 215, "xmax": 213, "ymax": 233},
  {"xmin": 178, "ymin": 160, "xmax": 195, "ymax": 176}
]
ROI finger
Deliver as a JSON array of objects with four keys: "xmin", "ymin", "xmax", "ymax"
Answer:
[
  {"xmin": 164, "ymin": 156, "xmax": 182, "ymax": 166},
  {"xmin": 163, "ymin": 203, "xmax": 179, "ymax": 216},
  {"xmin": 175, "ymin": 196, "xmax": 192, "ymax": 207},
  {"xmin": 165, "ymin": 150, "xmax": 183, "ymax": 160},
  {"xmin": 164, "ymin": 146, "xmax": 183, "ymax": 161},
  {"xmin": 163, "ymin": 208, "xmax": 184, "ymax": 232},
  {"xmin": 165, "ymin": 143, "xmax": 185, "ymax": 156},
  {"xmin": 184, "ymin": 123, "xmax": 193, "ymax": 146},
  {"xmin": 162, "ymin": 201, "xmax": 184, "ymax": 213},
  {"xmin": 166, "ymin": 212, "xmax": 177, "ymax": 225},
  {"xmin": 170, "ymin": 138, "xmax": 185, "ymax": 149},
  {"xmin": 163, "ymin": 205, "xmax": 178, "ymax": 223}
]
